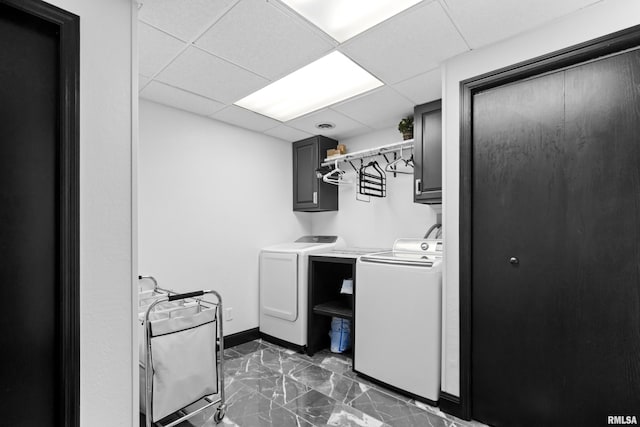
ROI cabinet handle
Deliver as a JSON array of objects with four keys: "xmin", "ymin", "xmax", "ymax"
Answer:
[
  {"xmin": 415, "ymin": 179, "xmax": 422, "ymax": 196},
  {"xmin": 313, "ymin": 191, "xmax": 317, "ymax": 204}
]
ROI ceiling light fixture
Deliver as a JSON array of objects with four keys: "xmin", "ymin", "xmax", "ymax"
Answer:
[
  {"xmin": 235, "ymin": 51, "xmax": 383, "ymax": 122},
  {"xmin": 280, "ymin": 0, "xmax": 422, "ymax": 43}
]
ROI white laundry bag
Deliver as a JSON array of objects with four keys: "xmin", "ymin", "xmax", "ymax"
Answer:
[
  {"xmin": 137, "ymin": 302, "xmax": 198, "ymax": 364},
  {"xmin": 138, "ymin": 291, "xmax": 168, "ymax": 313},
  {"xmin": 140, "ymin": 306, "xmax": 218, "ymax": 422}
]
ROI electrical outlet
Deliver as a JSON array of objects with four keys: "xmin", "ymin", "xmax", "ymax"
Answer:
[{"xmin": 224, "ymin": 307, "xmax": 233, "ymax": 321}]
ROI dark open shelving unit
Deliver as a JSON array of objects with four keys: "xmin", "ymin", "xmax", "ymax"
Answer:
[
  {"xmin": 307, "ymin": 256, "xmax": 357, "ymax": 359},
  {"xmin": 312, "ymin": 300, "xmax": 352, "ymax": 320}
]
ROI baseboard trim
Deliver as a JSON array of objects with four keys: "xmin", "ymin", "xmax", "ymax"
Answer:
[
  {"xmin": 224, "ymin": 327, "xmax": 260, "ymax": 349},
  {"xmin": 259, "ymin": 332, "xmax": 306, "ymax": 353},
  {"xmin": 439, "ymin": 391, "xmax": 469, "ymax": 420}
]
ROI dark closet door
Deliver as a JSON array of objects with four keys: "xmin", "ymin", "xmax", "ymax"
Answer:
[
  {"xmin": 0, "ymin": 3, "xmax": 76, "ymax": 426},
  {"xmin": 560, "ymin": 49, "xmax": 640, "ymax": 421},
  {"xmin": 471, "ymin": 49, "xmax": 640, "ymax": 427}
]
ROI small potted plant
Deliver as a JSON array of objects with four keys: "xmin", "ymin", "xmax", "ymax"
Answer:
[{"xmin": 398, "ymin": 116, "xmax": 413, "ymax": 140}]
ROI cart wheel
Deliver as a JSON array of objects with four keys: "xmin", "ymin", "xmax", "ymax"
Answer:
[{"xmin": 213, "ymin": 408, "xmax": 225, "ymax": 424}]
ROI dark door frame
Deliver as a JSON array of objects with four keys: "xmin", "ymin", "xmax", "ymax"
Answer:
[
  {"xmin": 455, "ymin": 24, "xmax": 640, "ymax": 421},
  {"xmin": 1, "ymin": 0, "xmax": 80, "ymax": 425}
]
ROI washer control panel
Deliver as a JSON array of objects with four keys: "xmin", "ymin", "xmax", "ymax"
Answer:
[{"xmin": 392, "ymin": 238, "xmax": 443, "ymax": 255}]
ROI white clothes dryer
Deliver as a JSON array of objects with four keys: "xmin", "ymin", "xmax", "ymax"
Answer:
[{"xmin": 259, "ymin": 236, "xmax": 344, "ymax": 350}]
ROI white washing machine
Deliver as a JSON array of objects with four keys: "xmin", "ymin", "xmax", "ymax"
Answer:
[
  {"xmin": 259, "ymin": 236, "xmax": 344, "ymax": 349},
  {"xmin": 355, "ymin": 238, "xmax": 442, "ymax": 403}
]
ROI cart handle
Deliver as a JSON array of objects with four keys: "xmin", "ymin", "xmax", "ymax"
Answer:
[{"xmin": 168, "ymin": 290, "xmax": 205, "ymax": 301}]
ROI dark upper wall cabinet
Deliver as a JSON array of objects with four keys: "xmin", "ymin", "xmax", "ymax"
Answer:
[
  {"xmin": 293, "ymin": 136, "xmax": 338, "ymax": 212},
  {"xmin": 413, "ymin": 100, "xmax": 442, "ymax": 204}
]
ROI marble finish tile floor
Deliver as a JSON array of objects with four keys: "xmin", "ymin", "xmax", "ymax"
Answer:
[{"xmin": 145, "ymin": 339, "xmax": 488, "ymax": 427}]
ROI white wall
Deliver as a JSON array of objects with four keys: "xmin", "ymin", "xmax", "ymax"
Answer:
[
  {"xmin": 311, "ymin": 128, "xmax": 438, "ymax": 248},
  {"xmin": 138, "ymin": 104, "xmax": 435, "ymax": 333},
  {"xmin": 441, "ymin": 0, "xmax": 640, "ymax": 396},
  {"xmin": 45, "ymin": 0, "xmax": 134, "ymax": 425},
  {"xmin": 138, "ymin": 100, "xmax": 311, "ymax": 335}
]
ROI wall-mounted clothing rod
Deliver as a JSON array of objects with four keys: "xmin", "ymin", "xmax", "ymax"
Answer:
[{"xmin": 320, "ymin": 139, "xmax": 414, "ymax": 167}]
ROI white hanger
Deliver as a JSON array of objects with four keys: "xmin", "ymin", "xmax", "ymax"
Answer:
[
  {"xmin": 384, "ymin": 146, "xmax": 414, "ymax": 175},
  {"xmin": 322, "ymin": 160, "xmax": 353, "ymax": 185}
]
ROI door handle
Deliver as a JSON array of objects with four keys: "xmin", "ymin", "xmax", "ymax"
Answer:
[{"xmin": 509, "ymin": 257, "xmax": 519, "ymax": 265}]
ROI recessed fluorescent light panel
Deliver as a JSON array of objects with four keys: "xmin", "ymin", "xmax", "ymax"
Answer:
[
  {"xmin": 235, "ymin": 51, "xmax": 383, "ymax": 122},
  {"xmin": 280, "ymin": 0, "xmax": 422, "ymax": 42}
]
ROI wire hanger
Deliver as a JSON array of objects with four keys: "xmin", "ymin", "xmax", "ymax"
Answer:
[{"xmin": 385, "ymin": 146, "xmax": 414, "ymax": 175}]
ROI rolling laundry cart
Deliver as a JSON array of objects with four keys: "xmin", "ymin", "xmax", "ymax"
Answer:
[{"xmin": 138, "ymin": 276, "xmax": 226, "ymax": 426}]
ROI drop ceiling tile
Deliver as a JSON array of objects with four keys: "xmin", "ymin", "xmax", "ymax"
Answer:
[
  {"xmin": 442, "ymin": 0, "xmax": 601, "ymax": 49},
  {"xmin": 340, "ymin": 1, "xmax": 468, "ymax": 84},
  {"xmin": 138, "ymin": 0, "xmax": 237, "ymax": 42},
  {"xmin": 138, "ymin": 22, "xmax": 186, "ymax": 77},
  {"xmin": 139, "ymin": 75, "xmax": 151, "ymax": 91},
  {"xmin": 392, "ymin": 68, "xmax": 441, "ymax": 105},
  {"xmin": 210, "ymin": 105, "xmax": 281, "ymax": 132},
  {"xmin": 155, "ymin": 47, "xmax": 269, "ymax": 103},
  {"xmin": 195, "ymin": 0, "xmax": 334, "ymax": 80},
  {"xmin": 264, "ymin": 125, "xmax": 314, "ymax": 142},
  {"xmin": 337, "ymin": 126, "xmax": 377, "ymax": 140},
  {"xmin": 287, "ymin": 109, "xmax": 371, "ymax": 140},
  {"xmin": 140, "ymin": 81, "xmax": 226, "ymax": 116},
  {"xmin": 332, "ymin": 86, "xmax": 414, "ymax": 130}
]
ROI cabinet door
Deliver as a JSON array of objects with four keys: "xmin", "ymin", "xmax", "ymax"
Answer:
[
  {"xmin": 292, "ymin": 136, "xmax": 338, "ymax": 212},
  {"xmin": 293, "ymin": 137, "xmax": 318, "ymax": 210},
  {"xmin": 413, "ymin": 100, "xmax": 442, "ymax": 204}
]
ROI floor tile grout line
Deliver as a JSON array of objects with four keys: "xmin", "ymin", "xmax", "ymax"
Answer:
[
  {"xmin": 246, "ymin": 352, "xmax": 370, "ymax": 421},
  {"xmin": 281, "ymin": 387, "xmax": 388, "ymax": 427},
  {"xmin": 279, "ymin": 388, "xmax": 333, "ymax": 427},
  {"xmin": 278, "ymin": 401, "xmax": 319, "ymax": 427},
  {"xmin": 249, "ymin": 385, "xmax": 316, "ymax": 427},
  {"xmin": 232, "ymin": 342, "xmax": 470, "ymax": 427},
  {"xmin": 249, "ymin": 345, "xmax": 419, "ymax": 416},
  {"xmin": 279, "ymin": 358, "xmax": 361, "ymax": 404},
  {"xmin": 222, "ymin": 344, "xmax": 388, "ymax": 426},
  {"xmin": 275, "ymin": 363, "xmax": 394, "ymax": 425}
]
